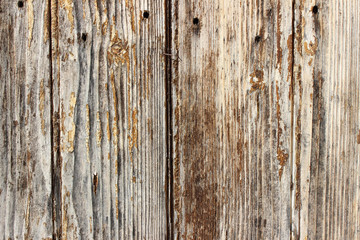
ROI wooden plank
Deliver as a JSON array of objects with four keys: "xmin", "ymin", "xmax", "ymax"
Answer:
[
  {"xmin": 292, "ymin": 1, "xmax": 360, "ymax": 239},
  {"xmin": 0, "ymin": 0, "xmax": 53, "ymax": 239},
  {"xmin": 0, "ymin": 0, "xmax": 359, "ymax": 238},
  {"xmin": 51, "ymin": 0, "xmax": 167, "ymax": 238},
  {"xmin": 171, "ymin": 0, "xmax": 294, "ymax": 238}
]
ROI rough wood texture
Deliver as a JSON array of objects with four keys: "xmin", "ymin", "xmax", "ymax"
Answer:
[
  {"xmin": 171, "ymin": 0, "xmax": 360, "ymax": 239},
  {"xmin": 0, "ymin": 0, "xmax": 360, "ymax": 239},
  {"xmin": 171, "ymin": 0, "xmax": 293, "ymax": 239},
  {"xmin": 0, "ymin": 0, "xmax": 53, "ymax": 239},
  {"xmin": 292, "ymin": 1, "xmax": 360, "ymax": 239},
  {"xmin": 51, "ymin": 0, "xmax": 167, "ymax": 238}
]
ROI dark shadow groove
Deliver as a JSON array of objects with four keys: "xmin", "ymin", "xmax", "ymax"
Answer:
[
  {"xmin": 49, "ymin": 0, "xmax": 61, "ymax": 238},
  {"xmin": 290, "ymin": 0, "xmax": 297, "ymax": 238},
  {"xmin": 164, "ymin": 0, "xmax": 174, "ymax": 239}
]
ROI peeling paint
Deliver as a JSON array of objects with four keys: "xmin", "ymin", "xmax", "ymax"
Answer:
[
  {"xmin": 27, "ymin": 0, "xmax": 34, "ymax": 47},
  {"xmin": 276, "ymin": 85, "xmax": 289, "ymax": 179},
  {"xmin": 82, "ymin": 0, "xmax": 86, "ymax": 19},
  {"xmin": 59, "ymin": 0, "xmax": 74, "ymax": 33},
  {"xmin": 69, "ymin": 92, "xmax": 76, "ymax": 117},
  {"xmin": 304, "ymin": 38, "xmax": 318, "ymax": 56},
  {"xmin": 67, "ymin": 92, "xmax": 77, "ymax": 152},
  {"xmin": 67, "ymin": 122, "xmax": 76, "ymax": 153},
  {"xmin": 96, "ymin": 112, "xmax": 102, "ymax": 146}
]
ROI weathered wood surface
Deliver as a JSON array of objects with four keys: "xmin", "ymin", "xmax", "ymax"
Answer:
[
  {"xmin": 171, "ymin": 0, "xmax": 294, "ymax": 239},
  {"xmin": 292, "ymin": 1, "xmax": 360, "ymax": 239},
  {"xmin": 51, "ymin": 0, "xmax": 167, "ymax": 239},
  {"xmin": 171, "ymin": 0, "xmax": 360, "ymax": 239},
  {"xmin": 0, "ymin": 0, "xmax": 53, "ymax": 239},
  {"xmin": 0, "ymin": 0, "xmax": 359, "ymax": 239}
]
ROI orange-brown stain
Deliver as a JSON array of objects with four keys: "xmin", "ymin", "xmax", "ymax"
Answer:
[
  {"xmin": 102, "ymin": 19, "xmax": 108, "ymax": 35},
  {"xmin": 276, "ymin": 85, "xmax": 289, "ymax": 179},
  {"xmin": 110, "ymin": 72, "xmax": 119, "ymax": 173},
  {"xmin": 304, "ymin": 38, "xmax": 318, "ymax": 56},
  {"xmin": 249, "ymin": 69, "xmax": 265, "ymax": 93},
  {"xmin": 59, "ymin": 0, "xmax": 74, "ymax": 33},
  {"xmin": 125, "ymin": 0, "xmax": 136, "ymax": 33},
  {"xmin": 96, "ymin": 112, "xmax": 102, "ymax": 146},
  {"xmin": 128, "ymin": 108, "xmax": 138, "ymax": 161},
  {"xmin": 82, "ymin": 0, "xmax": 86, "ymax": 19},
  {"xmin": 44, "ymin": 0, "xmax": 50, "ymax": 43},
  {"xmin": 308, "ymin": 58, "xmax": 313, "ymax": 66}
]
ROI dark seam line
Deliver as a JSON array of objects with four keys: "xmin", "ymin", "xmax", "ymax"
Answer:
[
  {"xmin": 290, "ymin": 0, "xmax": 297, "ymax": 238},
  {"xmin": 48, "ymin": 0, "xmax": 61, "ymax": 238},
  {"xmin": 164, "ymin": 0, "xmax": 174, "ymax": 239},
  {"xmin": 48, "ymin": 0, "xmax": 55, "ymax": 238}
]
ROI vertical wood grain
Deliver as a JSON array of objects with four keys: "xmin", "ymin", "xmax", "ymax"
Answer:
[
  {"xmin": 171, "ymin": 0, "xmax": 294, "ymax": 239},
  {"xmin": 51, "ymin": 0, "xmax": 167, "ymax": 238},
  {"xmin": 0, "ymin": 0, "xmax": 359, "ymax": 239},
  {"xmin": 0, "ymin": 0, "xmax": 53, "ymax": 239},
  {"xmin": 292, "ymin": 1, "xmax": 360, "ymax": 239}
]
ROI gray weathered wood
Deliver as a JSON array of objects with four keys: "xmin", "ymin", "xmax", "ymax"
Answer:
[
  {"xmin": 51, "ymin": 0, "xmax": 167, "ymax": 238},
  {"xmin": 1, "ymin": 0, "xmax": 360, "ymax": 239},
  {"xmin": 292, "ymin": 1, "xmax": 360, "ymax": 239},
  {"xmin": 171, "ymin": 0, "xmax": 294, "ymax": 239},
  {"xmin": 0, "ymin": 0, "xmax": 53, "ymax": 239}
]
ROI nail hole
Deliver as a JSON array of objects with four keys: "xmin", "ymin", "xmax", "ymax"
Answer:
[
  {"xmin": 18, "ymin": 1, "xmax": 24, "ymax": 8},
  {"xmin": 81, "ymin": 33, "xmax": 87, "ymax": 42},
  {"xmin": 143, "ymin": 11, "xmax": 149, "ymax": 19},
  {"xmin": 193, "ymin": 17, "xmax": 200, "ymax": 25},
  {"xmin": 312, "ymin": 5, "xmax": 318, "ymax": 14},
  {"xmin": 255, "ymin": 35, "xmax": 261, "ymax": 43}
]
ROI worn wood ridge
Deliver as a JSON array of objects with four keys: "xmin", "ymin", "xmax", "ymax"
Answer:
[{"xmin": 0, "ymin": 0, "xmax": 359, "ymax": 239}]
